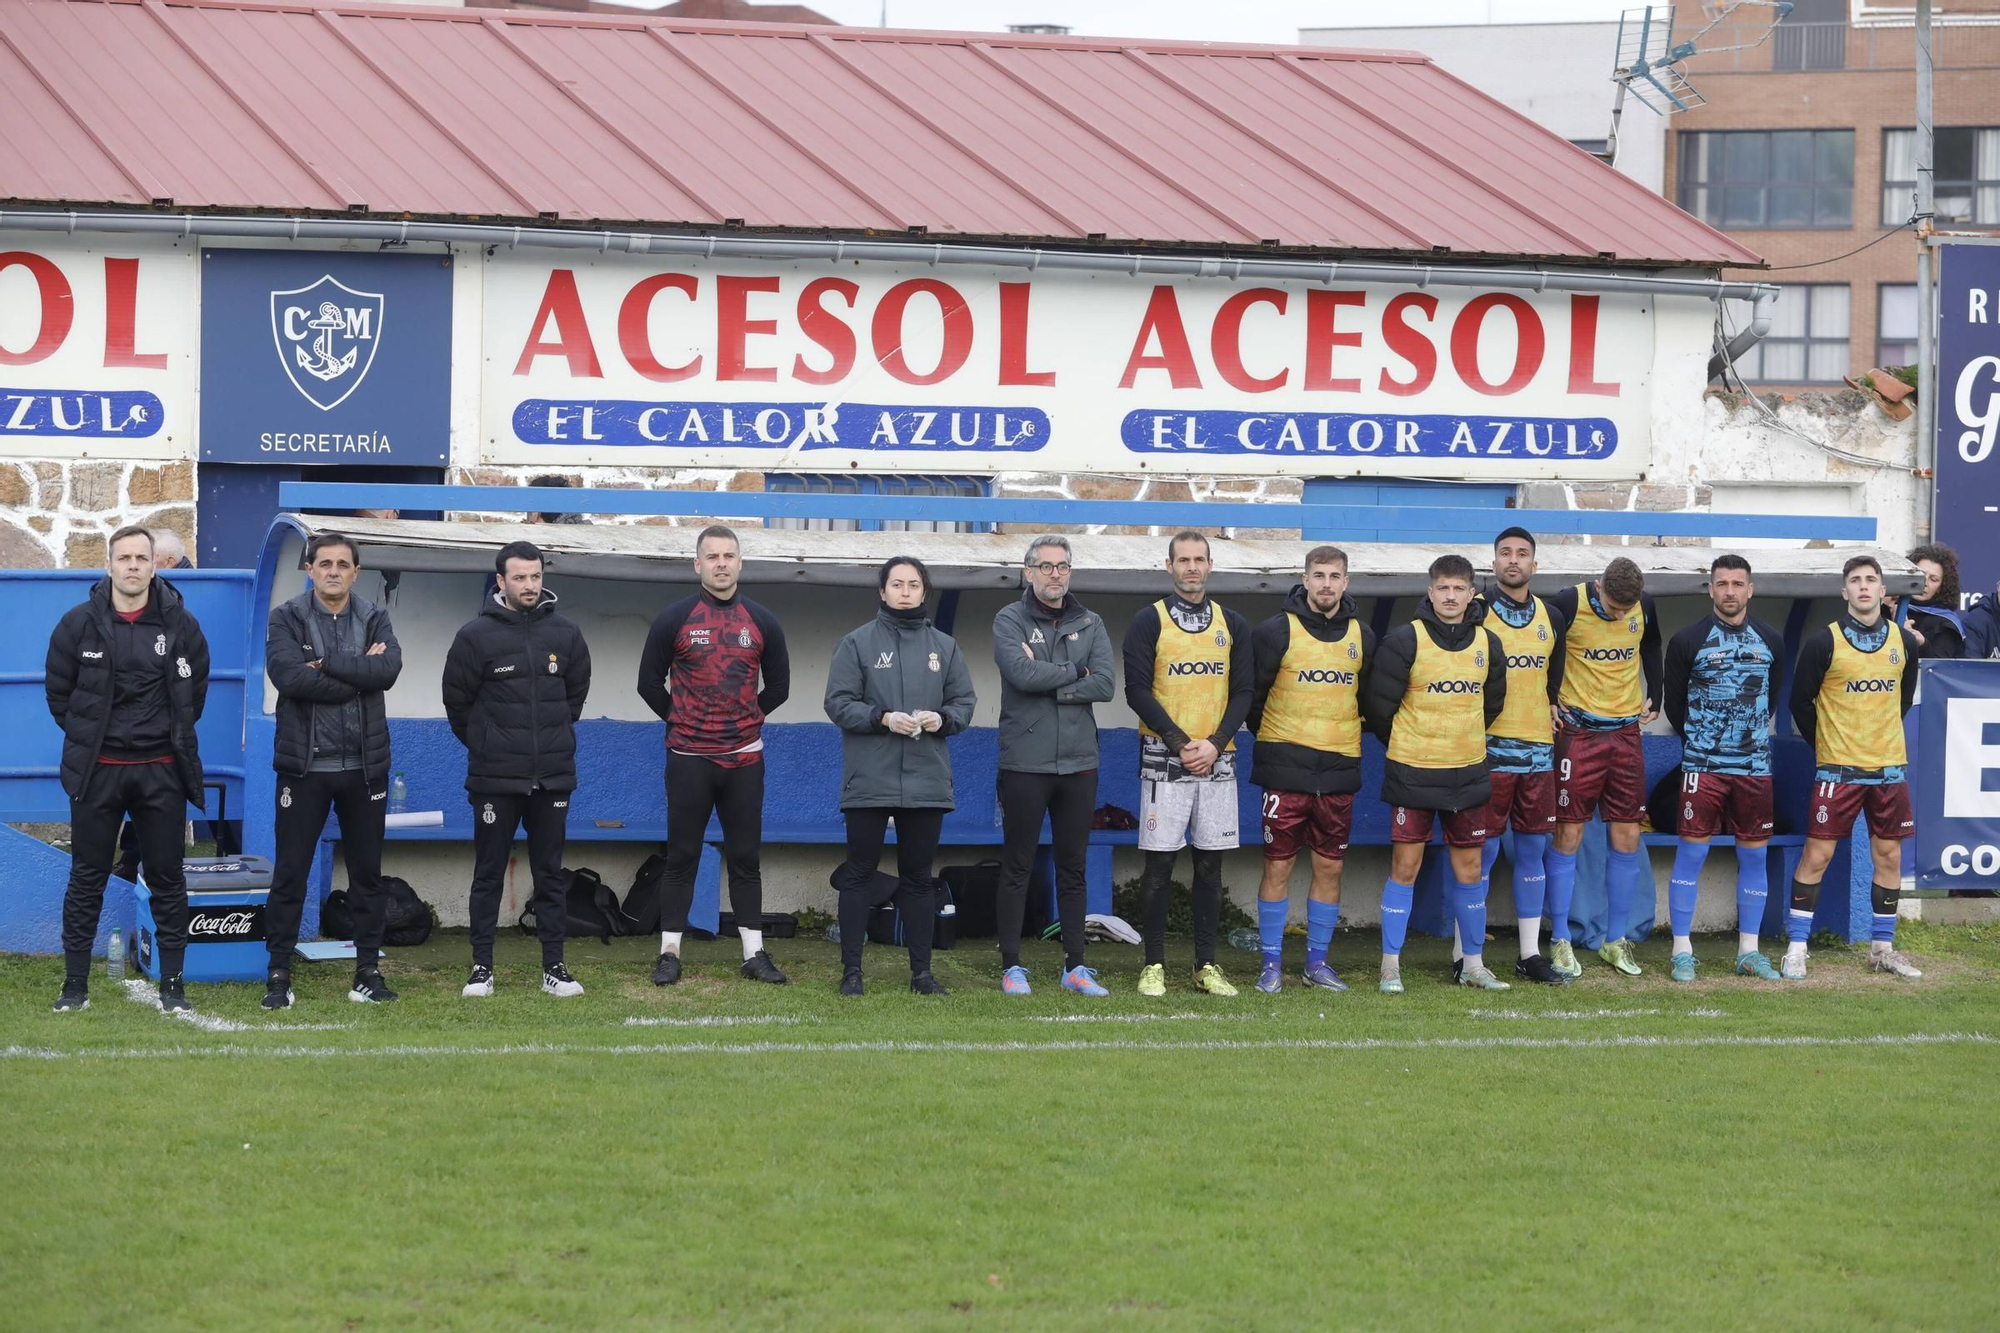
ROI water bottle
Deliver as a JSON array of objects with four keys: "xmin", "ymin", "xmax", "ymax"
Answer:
[
  {"xmin": 389, "ymin": 772, "xmax": 408, "ymax": 815},
  {"xmin": 1226, "ymin": 926, "xmax": 1262, "ymax": 953},
  {"xmin": 824, "ymin": 923, "xmax": 842, "ymax": 943},
  {"xmin": 106, "ymin": 929, "xmax": 124, "ymax": 981}
]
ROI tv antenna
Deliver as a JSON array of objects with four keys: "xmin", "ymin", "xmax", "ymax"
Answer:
[{"xmin": 1606, "ymin": 3, "xmax": 1793, "ymax": 164}]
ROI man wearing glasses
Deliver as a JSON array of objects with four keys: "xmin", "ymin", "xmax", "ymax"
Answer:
[{"xmin": 991, "ymin": 536, "xmax": 1117, "ymax": 996}]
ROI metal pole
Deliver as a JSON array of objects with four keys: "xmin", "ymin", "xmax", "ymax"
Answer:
[{"xmin": 1916, "ymin": 0, "xmax": 1937, "ymax": 540}]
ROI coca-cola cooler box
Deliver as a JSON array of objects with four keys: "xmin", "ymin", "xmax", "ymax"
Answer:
[{"xmin": 134, "ymin": 856, "xmax": 274, "ymax": 983}]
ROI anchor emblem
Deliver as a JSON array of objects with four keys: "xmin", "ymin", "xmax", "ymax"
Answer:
[{"xmin": 270, "ymin": 275, "xmax": 385, "ymax": 411}]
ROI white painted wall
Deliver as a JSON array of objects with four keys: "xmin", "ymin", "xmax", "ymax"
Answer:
[{"xmin": 1300, "ymin": 21, "xmax": 1669, "ymax": 194}]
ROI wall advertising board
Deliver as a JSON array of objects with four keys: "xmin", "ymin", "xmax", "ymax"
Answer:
[
  {"xmin": 1915, "ymin": 659, "xmax": 2000, "ymax": 891},
  {"xmin": 482, "ymin": 255, "xmax": 1661, "ymax": 478},
  {"xmin": 199, "ymin": 248, "xmax": 452, "ymax": 466},
  {"xmin": 1936, "ymin": 240, "xmax": 2000, "ymax": 591},
  {"xmin": 0, "ymin": 235, "xmax": 194, "ymax": 459}
]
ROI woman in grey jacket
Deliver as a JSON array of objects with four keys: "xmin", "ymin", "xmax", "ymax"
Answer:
[{"xmin": 823, "ymin": 557, "xmax": 977, "ymax": 996}]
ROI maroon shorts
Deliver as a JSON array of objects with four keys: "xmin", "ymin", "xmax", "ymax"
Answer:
[
  {"xmin": 1555, "ymin": 725, "xmax": 1646, "ymax": 824},
  {"xmin": 1486, "ymin": 770, "xmax": 1557, "ymax": 834},
  {"xmin": 1808, "ymin": 780, "xmax": 1914, "ymax": 842},
  {"xmin": 1677, "ymin": 770, "xmax": 1775, "ymax": 840},
  {"xmin": 1390, "ymin": 804, "xmax": 1488, "ymax": 848},
  {"xmin": 1260, "ymin": 790, "xmax": 1353, "ymax": 862}
]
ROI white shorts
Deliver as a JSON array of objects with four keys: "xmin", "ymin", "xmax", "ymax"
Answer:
[{"xmin": 1138, "ymin": 777, "xmax": 1240, "ymax": 852}]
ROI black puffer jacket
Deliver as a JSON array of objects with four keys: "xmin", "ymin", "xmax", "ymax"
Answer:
[
  {"xmin": 266, "ymin": 591, "xmax": 401, "ymax": 782},
  {"xmin": 441, "ymin": 590, "xmax": 593, "ymax": 794},
  {"xmin": 1363, "ymin": 597, "xmax": 1506, "ymax": 813},
  {"xmin": 45, "ymin": 576, "xmax": 210, "ymax": 804}
]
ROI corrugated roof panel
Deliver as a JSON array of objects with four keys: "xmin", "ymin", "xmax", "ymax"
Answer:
[{"xmin": 0, "ymin": 0, "xmax": 1761, "ymax": 268}]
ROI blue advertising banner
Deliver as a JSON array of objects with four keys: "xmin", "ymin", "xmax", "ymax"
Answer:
[
  {"xmin": 1914, "ymin": 659, "xmax": 2000, "ymax": 890},
  {"xmin": 1935, "ymin": 241, "xmax": 2000, "ymax": 594},
  {"xmin": 199, "ymin": 249, "xmax": 451, "ymax": 465}
]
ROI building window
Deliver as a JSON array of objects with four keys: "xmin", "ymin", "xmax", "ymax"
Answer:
[
  {"xmin": 1877, "ymin": 284, "xmax": 1918, "ymax": 368},
  {"xmin": 1723, "ymin": 284, "xmax": 1850, "ymax": 384},
  {"xmin": 1882, "ymin": 127, "xmax": 2000, "ymax": 226},
  {"xmin": 763, "ymin": 474, "xmax": 990, "ymax": 533},
  {"xmin": 1772, "ymin": 0, "xmax": 1845, "ymax": 71},
  {"xmin": 1678, "ymin": 129, "xmax": 1854, "ymax": 229}
]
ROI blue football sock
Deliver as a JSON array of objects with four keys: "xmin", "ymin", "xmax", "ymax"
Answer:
[
  {"xmin": 1451, "ymin": 876, "xmax": 1488, "ymax": 959},
  {"xmin": 1668, "ymin": 841, "xmax": 1709, "ymax": 940},
  {"xmin": 1788, "ymin": 910, "xmax": 1815, "ymax": 944},
  {"xmin": 1605, "ymin": 847, "xmax": 1644, "ymax": 945},
  {"xmin": 1545, "ymin": 846, "xmax": 1578, "ymax": 942},
  {"xmin": 1511, "ymin": 832, "xmax": 1550, "ymax": 919},
  {"xmin": 1258, "ymin": 897, "xmax": 1287, "ymax": 965},
  {"xmin": 1306, "ymin": 899, "xmax": 1339, "ymax": 966},
  {"xmin": 1380, "ymin": 879, "xmax": 1415, "ymax": 956},
  {"xmin": 1871, "ymin": 886, "xmax": 1898, "ymax": 943},
  {"xmin": 1735, "ymin": 844, "xmax": 1769, "ymax": 940}
]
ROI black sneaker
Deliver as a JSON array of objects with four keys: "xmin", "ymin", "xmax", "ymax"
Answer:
[
  {"xmin": 262, "ymin": 970, "xmax": 294, "ymax": 1010},
  {"xmin": 839, "ymin": 968, "xmax": 864, "ymax": 998},
  {"xmin": 349, "ymin": 969, "xmax": 399, "ymax": 1003},
  {"xmin": 158, "ymin": 974, "xmax": 192, "ymax": 1013},
  {"xmin": 52, "ymin": 978, "xmax": 89, "ymax": 1013},
  {"xmin": 740, "ymin": 950, "xmax": 788, "ymax": 985},
  {"xmin": 909, "ymin": 972, "xmax": 950, "ymax": 997},
  {"xmin": 541, "ymin": 962, "xmax": 584, "ymax": 997},
  {"xmin": 651, "ymin": 952, "xmax": 682, "ymax": 986},
  {"xmin": 1514, "ymin": 953, "xmax": 1568, "ymax": 986}
]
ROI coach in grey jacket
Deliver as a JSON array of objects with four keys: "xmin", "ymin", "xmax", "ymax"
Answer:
[
  {"xmin": 823, "ymin": 556, "xmax": 975, "ymax": 997},
  {"xmin": 990, "ymin": 535, "xmax": 1116, "ymax": 997}
]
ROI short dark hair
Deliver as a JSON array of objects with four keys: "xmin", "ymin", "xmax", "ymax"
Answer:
[
  {"xmin": 1429, "ymin": 554, "xmax": 1475, "ymax": 584},
  {"xmin": 1907, "ymin": 542, "xmax": 1961, "ymax": 606},
  {"xmin": 1304, "ymin": 544, "xmax": 1348, "ymax": 573},
  {"xmin": 107, "ymin": 524, "xmax": 153, "ymax": 554},
  {"xmin": 696, "ymin": 524, "xmax": 739, "ymax": 555},
  {"xmin": 495, "ymin": 540, "xmax": 544, "ymax": 576},
  {"xmin": 1493, "ymin": 525, "xmax": 1537, "ymax": 553},
  {"xmin": 879, "ymin": 555, "xmax": 930, "ymax": 595},
  {"xmin": 305, "ymin": 532, "xmax": 359, "ymax": 567},
  {"xmin": 1167, "ymin": 530, "xmax": 1211, "ymax": 561},
  {"xmin": 1710, "ymin": 553, "xmax": 1752, "ymax": 578},
  {"xmin": 1602, "ymin": 556, "xmax": 1644, "ymax": 607},
  {"xmin": 1842, "ymin": 554, "xmax": 1883, "ymax": 581}
]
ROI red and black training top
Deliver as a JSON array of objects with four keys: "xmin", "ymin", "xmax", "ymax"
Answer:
[{"xmin": 636, "ymin": 590, "xmax": 790, "ymax": 768}]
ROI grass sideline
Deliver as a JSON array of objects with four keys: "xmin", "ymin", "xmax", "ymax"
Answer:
[{"xmin": 4, "ymin": 925, "xmax": 1997, "ymax": 1332}]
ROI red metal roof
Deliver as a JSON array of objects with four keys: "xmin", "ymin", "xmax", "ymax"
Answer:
[{"xmin": 0, "ymin": 0, "xmax": 1762, "ymax": 268}]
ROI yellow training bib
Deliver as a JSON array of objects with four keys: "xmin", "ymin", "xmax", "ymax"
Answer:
[
  {"xmin": 1559, "ymin": 581, "xmax": 1645, "ymax": 719},
  {"xmin": 1486, "ymin": 595, "xmax": 1555, "ymax": 745},
  {"xmin": 1257, "ymin": 615, "xmax": 1363, "ymax": 757},
  {"xmin": 1816, "ymin": 622, "xmax": 1907, "ymax": 769},
  {"xmin": 1388, "ymin": 624, "xmax": 1488, "ymax": 769},
  {"xmin": 1141, "ymin": 598, "xmax": 1235, "ymax": 752}
]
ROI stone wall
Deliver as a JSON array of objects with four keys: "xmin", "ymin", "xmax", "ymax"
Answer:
[{"xmin": 0, "ymin": 458, "xmax": 195, "ymax": 569}]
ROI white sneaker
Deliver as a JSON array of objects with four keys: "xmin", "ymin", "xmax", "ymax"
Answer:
[
  {"xmin": 1781, "ymin": 950, "xmax": 1809, "ymax": 981},
  {"xmin": 462, "ymin": 965, "xmax": 494, "ymax": 998},
  {"xmin": 541, "ymin": 963, "xmax": 584, "ymax": 998},
  {"xmin": 1869, "ymin": 948, "xmax": 1923, "ymax": 979}
]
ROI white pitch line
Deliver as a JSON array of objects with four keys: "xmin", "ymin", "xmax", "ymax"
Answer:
[
  {"xmin": 621, "ymin": 1015, "xmax": 805, "ymax": 1028},
  {"xmin": 1025, "ymin": 1011, "xmax": 1265, "ymax": 1024},
  {"xmin": 1466, "ymin": 1007, "xmax": 1729, "ymax": 1020},
  {"xmin": 119, "ymin": 979, "xmax": 355, "ymax": 1033},
  {"xmin": 4, "ymin": 1031, "xmax": 1988, "ymax": 1063}
]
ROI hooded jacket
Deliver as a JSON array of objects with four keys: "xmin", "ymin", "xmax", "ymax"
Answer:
[
  {"xmin": 45, "ymin": 575, "xmax": 210, "ymax": 804},
  {"xmin": 1963, "ymin": 593, "xmax": 2000, "ymax": 660},
  {"xmin": 266, "ymin": 590, "xmax": 402, "ymax": 783},
  {"xmin": 441, "ymin": 589, "xmax": 593, "ymax": 794},
  {"xmin": 1363, "ymin": 597, "xmax": 1507, "ymax": 813},
  {"xmin": 991, "ymin": 588, "xmax": 1117, "ymax": 775},
  {"xmin": 823, "ymin": 603, "xmax": 977, "ymax": 810},
  {"xmin": 1248, "ymin": 585, "xmax": 1376, "ymax": 795}
]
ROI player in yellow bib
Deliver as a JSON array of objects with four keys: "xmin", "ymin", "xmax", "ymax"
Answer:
[
  {"xmin": 1361, "ymin": 554, "xmax": 1507, "ymax": 992},
  {"xmin": 1122, "ymin": 530, "xmax": 1252, "ymax": 998},
  {"xmin": 1785, "ymin": 555, "xmax": 1923, "ymax": 980},
  {"xmin": 1248, "ymin": 545, "xmax": 1375, "ymax": 994}
]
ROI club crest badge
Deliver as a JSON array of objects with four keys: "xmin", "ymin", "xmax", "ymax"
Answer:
[
  {"xmin": 279, "ymin": 786, "xmax": 292, "ymax": 809},
  {"xmin": 739, "ymin": 627, "xmax": 752, "ymax": 648},
  {"xmin": 176, "ymin": 656, "xmax": 191, "ymax": 679},
  {"xmin": 1537, "ymin": 624, "xmax": 1549, "ymax": 642},
  {"xmin": 1214, "ymin": 629, "xmax": 1226, "ymax": 646},
  {"xmin": 1475, "ymin": 649, "xmax": 1485, "ymax": 668},
  {"xmin": 1348, "ymin": 642, "xmax": 1359, "ymax": 659},
  {"xmin": 270, "ymin": 275, "xmax": 384, "ymax": 411},
  {"xmin": 481, "ymin": 803, "xmax": 496, "ymax": 825},
  {"xmin": 1889, "ymin": 648, "xmax": 1901, "ymax": 665},
  {"xmin": 154, "ymin": 634, "xmax": 166, "ymax": 657},
  {"xmin": 547, "ymin": 654, "xmax": 558, "ymax": 675},
  {"xmin": 928, "ymin": 652, "xmax": 941, "ymax": 673},
  {"xmin": 1628, "ymin": 617, "xmax": 1639, "ymax": 633}
]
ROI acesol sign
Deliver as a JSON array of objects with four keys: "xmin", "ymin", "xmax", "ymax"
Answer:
[
  {"xmin": 0, "ymin": 234, "xmax": 194, "ymax": 458},
  {"xmin": 482, "ymin": 254, "xmax": 1663, "ymax": 477}
]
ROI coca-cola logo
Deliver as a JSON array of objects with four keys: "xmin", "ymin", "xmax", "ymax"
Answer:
[{"xmin": 187, "ymin": 904, "xmax": 267, "ymax": 942}]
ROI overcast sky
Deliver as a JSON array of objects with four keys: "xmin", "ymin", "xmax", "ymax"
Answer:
[{"xmin": 624, "ymin": 1, "xmax": 1644, "ymax": 44}]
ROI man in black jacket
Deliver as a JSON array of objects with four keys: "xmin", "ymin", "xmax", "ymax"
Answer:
[
  {"xmin": 442, "ymin": 541, "xmax": 592, "ymax": 999},
  {"xmin": 262, "ymin": 532, "xmax": 404, "ymax": 1009},
  {"xmin": 45, "ymin": 525, "xmax": 210, "ymax": 1014}
]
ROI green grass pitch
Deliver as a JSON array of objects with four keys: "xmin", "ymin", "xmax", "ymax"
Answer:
[{"xmin": 5, "ymin": 922, "xmax": 1997, "ymax": 1331}]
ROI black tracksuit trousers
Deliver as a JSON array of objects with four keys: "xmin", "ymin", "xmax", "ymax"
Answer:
[
  {"xmin": 468, "ymin": 789, "xmax": 569, "ymax": 968},
  {"xmin": 64, "ymin": 761, "xmax": 189, "ymax": 980},
  {"xmin": 996, "ymin": 768, "xmax": 1097, "ymax": 971},
  {"xmin": 833, "ymin": 807, "xmax": 942, "ymax": 975},
  {"xmin": 265, "ymin": 769, "xmax": 388, "ymax": 970},
  {"xmin": 661, "ymin": 753, "xmax": 766, "ymax": 932}
]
